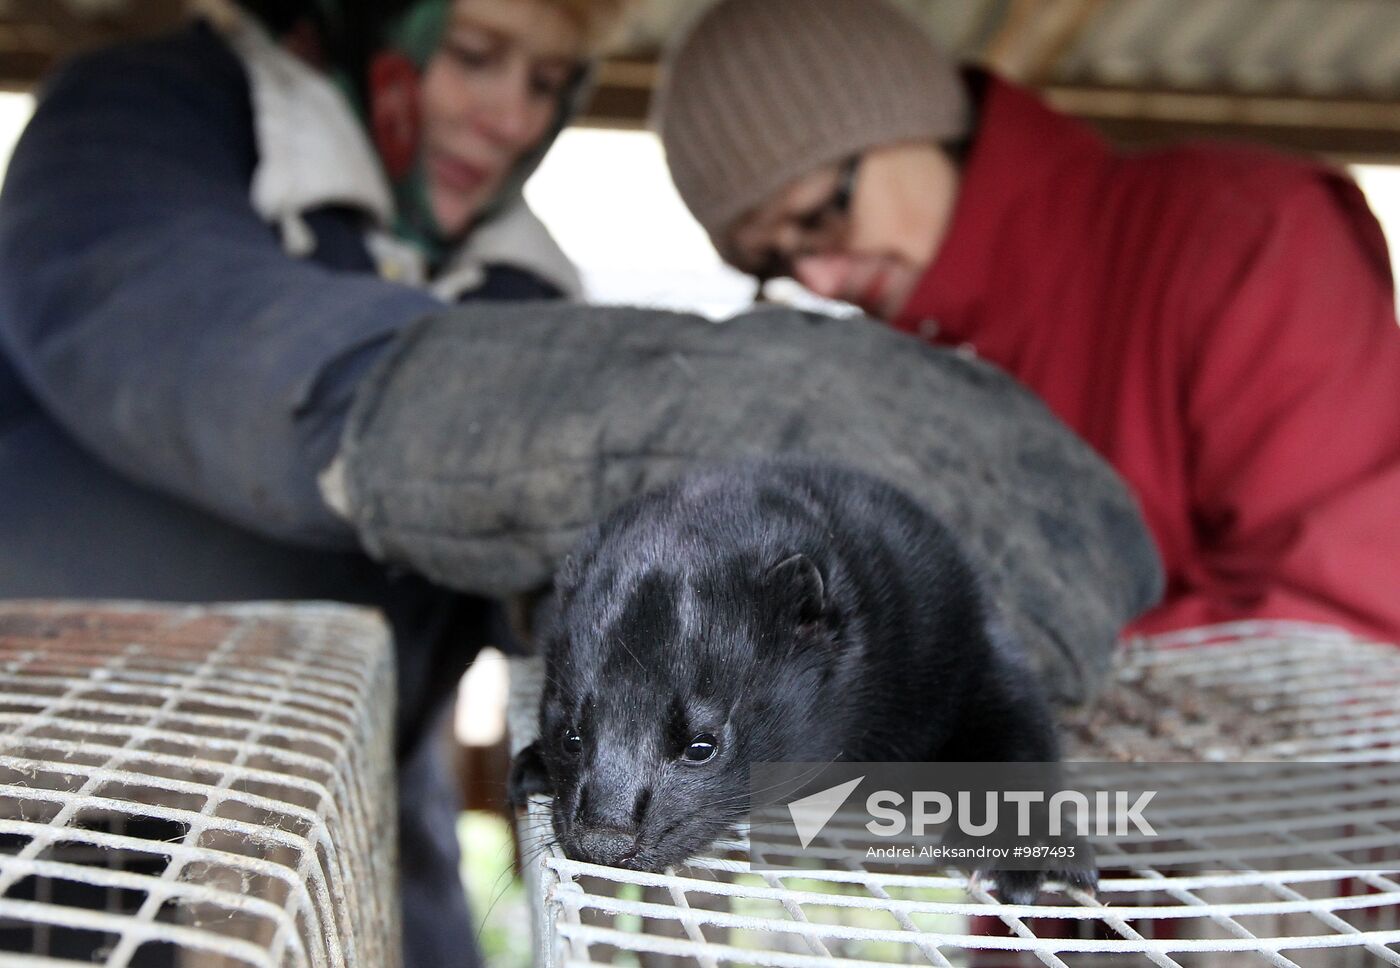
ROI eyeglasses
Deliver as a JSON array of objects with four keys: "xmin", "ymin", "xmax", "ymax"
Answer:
[{"xmin": 746, "ymin": 154, "xmax": 862, "ymax": 291}]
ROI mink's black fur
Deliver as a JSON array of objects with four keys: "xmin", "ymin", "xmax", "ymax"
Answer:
[{"xmin": 511, "ymin": 457, "xmax": 1092, "ymax": 902}]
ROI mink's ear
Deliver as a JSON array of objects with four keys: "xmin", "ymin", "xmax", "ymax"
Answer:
[
  {"xmin": 554, "ymin": 522, "xmax": 603, "ymax": 596},
  {"xmin": 766, "ymin": 553, "xmax": 827, "ymax": 627},
  {"xmin": 554, "ymin": 551, "xmax": 585, "ymax": 595}
]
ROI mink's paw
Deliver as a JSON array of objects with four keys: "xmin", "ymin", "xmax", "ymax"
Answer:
[
  {"xmin": 942, "ymin": 823, "xmax": 1097, "ymax": 905},
  {"xmin": 988, "ymin": 864, "xmax": 1098, "ymax": 906}
]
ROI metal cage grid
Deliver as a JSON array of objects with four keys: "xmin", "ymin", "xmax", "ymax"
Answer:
[
  {"xmin": 0, "ymin": 601, "xmax": 398, "ymax": 968},
  {"xmin": 512, "ymin": 621, "xmax": 1400, "ymax": 967}
]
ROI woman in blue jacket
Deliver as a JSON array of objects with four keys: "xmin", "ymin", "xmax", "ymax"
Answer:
[{"xmin": 0, "ymin": 1, "xmax": 629, "ymax": 963}]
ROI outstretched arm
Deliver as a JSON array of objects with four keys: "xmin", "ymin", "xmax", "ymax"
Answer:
[{"xmin": 0, "ymin": 26, "xmax": 442, "ymax": 548}]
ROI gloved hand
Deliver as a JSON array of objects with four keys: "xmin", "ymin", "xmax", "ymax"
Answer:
[{"xmin": 333, "ymin": 303, "xmax": 1162, "ymax": 704}]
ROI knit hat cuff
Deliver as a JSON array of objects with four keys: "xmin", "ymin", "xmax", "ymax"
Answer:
[
  {"xmin": 655, "ymin": 0, "xmax": 972, "ymax": 260},
  {"xmin": 693, "ymin": 110, "xmax": 969, "ymax": 247}
]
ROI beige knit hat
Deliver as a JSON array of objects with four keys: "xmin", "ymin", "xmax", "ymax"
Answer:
[{"xmin": 654, "ymin": 0, "xmax": 972, "ymax": 247}]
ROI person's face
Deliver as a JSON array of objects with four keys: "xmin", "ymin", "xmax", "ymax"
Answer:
[
  {"xmin": 723, "ymin": 143, "xmax": 959, "ymax": 320},
  {"xmin": 420, "ymin": 0, "xmax": 583, "ymax": 236}
]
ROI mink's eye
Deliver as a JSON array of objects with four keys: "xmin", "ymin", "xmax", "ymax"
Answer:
[
  {"xmin": 682, "ymin": 733, "xmax": 718, "ymax": 763},
  {"xmin": 561, "ymin": 727, "xmax": 582, "ymax": 755}
]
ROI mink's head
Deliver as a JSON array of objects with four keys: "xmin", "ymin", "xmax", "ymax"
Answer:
[{"xmin": 514, "ymin": 499, "xmax": 861, "ymax": 872}]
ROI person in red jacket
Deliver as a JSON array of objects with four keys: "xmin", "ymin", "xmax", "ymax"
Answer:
[{"xmin": 656, "ymin": 0, "xmax": 1400, "ymax": 645}]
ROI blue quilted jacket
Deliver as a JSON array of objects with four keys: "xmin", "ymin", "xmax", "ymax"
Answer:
[{"xmin": 0, "ymin": 21, "xmax": 558, "ymax": 606}]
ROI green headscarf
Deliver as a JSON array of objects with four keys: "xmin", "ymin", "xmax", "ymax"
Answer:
[{"xmin": 240, "ymin": 0, "xmax": 589, "ymax": 266}]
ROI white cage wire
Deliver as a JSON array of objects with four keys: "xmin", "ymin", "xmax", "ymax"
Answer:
[
  {"xmin": 0, "ymin": 600, "xmax": 398, "ymax": 968},
  {"xmin": 510, "ymin": 621, "xmax": 1400, "ymax": 968}
]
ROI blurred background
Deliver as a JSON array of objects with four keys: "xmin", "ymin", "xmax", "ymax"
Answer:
[
  {"xmin": 2, "ymin": 0, "xmax": 1399, "ymax": 318},
  {"xmin": 2, "ymin": 1, "xmax": 1399, "ymax": 963}
]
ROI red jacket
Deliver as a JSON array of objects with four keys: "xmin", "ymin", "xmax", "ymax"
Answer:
[{"xmin": 896, "ymin": 74, "xmax": 1400, "ymax": 644}]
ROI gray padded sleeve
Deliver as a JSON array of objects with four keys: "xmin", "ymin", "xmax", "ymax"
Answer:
[{"xmin": 337, "ymin": 303, "xmax": 1163, "ymax": 705}]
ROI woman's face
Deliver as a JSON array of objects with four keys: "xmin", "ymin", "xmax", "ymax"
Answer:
[
  {"xmin": 420, "ymin": 0, "xmax": 583, "ymax": 236},
  {"xmin": 723, "ymin": 143, "xmax": 959, "ymax": 320}
]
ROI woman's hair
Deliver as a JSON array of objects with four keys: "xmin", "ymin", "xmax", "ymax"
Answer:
[
  {"xmin": 545, "ymin": 0, "xmax": 639, "ymax": 54},
  {"xmin": 230, "ymin": 0, "xmax": 640, "ymax": 57}
]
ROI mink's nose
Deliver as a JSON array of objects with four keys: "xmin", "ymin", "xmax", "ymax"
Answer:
[{"xmin": 573, "ymin": 827, "xmax": 640, "ymax": 867}]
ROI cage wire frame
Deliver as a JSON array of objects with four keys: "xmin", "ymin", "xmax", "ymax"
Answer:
[
  {"xmin": 0, "ymin": 601, "xmax": 399, "ymax": 968},
  {"xmin": 509, "ymin": 621, "xmax": 1400, "ymax": 967}
]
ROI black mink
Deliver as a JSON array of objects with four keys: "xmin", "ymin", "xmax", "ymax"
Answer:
[{"xmin": 511, "ymin": 457, "xmax": 1093, "ymax": 902}]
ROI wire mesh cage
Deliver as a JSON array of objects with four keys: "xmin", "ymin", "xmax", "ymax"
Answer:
[
  {"xmin": 0, "ymin": 601, "xmax": 399, "ymax": 968},
  {"xmin": 510, "ymin": 621, "xmax": 1400, "ymax": 968}
]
